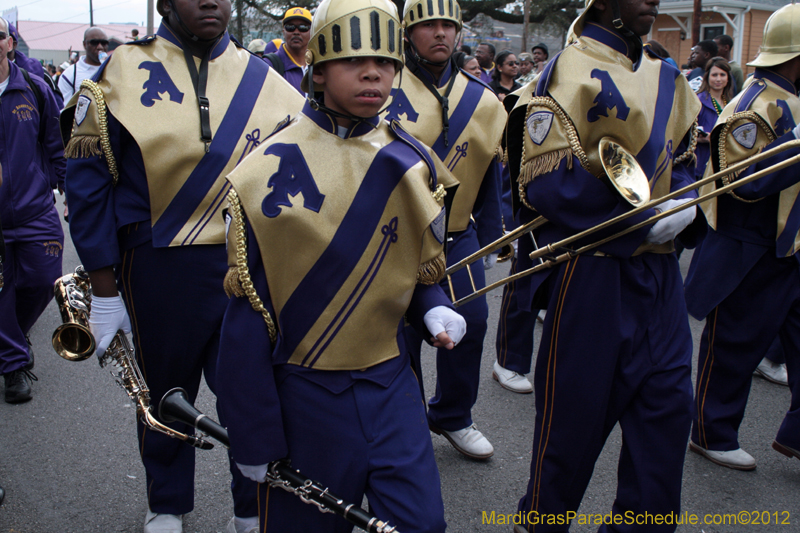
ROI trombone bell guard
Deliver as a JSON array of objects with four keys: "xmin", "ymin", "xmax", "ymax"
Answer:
[{"xmin": 599, "ymin": 137, "xmax": 651, "ymax": 208}]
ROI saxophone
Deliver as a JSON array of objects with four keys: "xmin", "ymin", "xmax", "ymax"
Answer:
[{"xmin": 52, "ymin": 266, "xmax": 214, "ymax": 450}]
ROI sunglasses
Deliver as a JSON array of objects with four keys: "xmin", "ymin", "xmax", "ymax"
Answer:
[
  {"xmin": 284, "ymin": 24, "xmax": 310, "ymax": 33},
  {"xmin": 0, "ymin": 32, "xmax": 7, "ymax": 40},
  {"xmin": 88, "ymin": 39, "xmax": 109, "ymax": 46},
  {"xmin": 505, "ymin": 61, "xmax": 519, "ymax": 66}
]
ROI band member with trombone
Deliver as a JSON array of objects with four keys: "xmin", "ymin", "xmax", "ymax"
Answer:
[
  {"xmin": 686, "ymin": 2, "xmax": 800, "ymax": 470},
  {"xmin": 61, "ymin": 0, "xmax": 303, "ymax": 530},
  {"xmin": 504, "ymin": 0, "xmax": 703, "ymax": 528},
  {"xmin": 383, "ymin": 0, "xmax": 505, "ymax": 460},
  {"xmin": 216, "ymin": 0, "xmax": 465, "ymax": 530}
]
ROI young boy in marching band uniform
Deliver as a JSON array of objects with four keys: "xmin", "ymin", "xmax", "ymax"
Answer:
[{"xmin": 217, "ymin": 0, "xmax": 465, "ymax": 531}]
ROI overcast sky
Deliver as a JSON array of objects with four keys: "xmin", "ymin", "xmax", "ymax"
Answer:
[{"xmin": 7, "ymin": 0, "xmax": 149, "ymax": 27}]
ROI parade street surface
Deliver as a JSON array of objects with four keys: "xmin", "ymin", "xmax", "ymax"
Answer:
[{"xmin": 1, "ymin": 217, "xmax": 797, "ymax": 532}]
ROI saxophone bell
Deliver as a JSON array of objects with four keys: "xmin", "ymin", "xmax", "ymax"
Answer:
[{"xmin": 52, "ymin": 268, "xmax": 96, "ymax": 361}]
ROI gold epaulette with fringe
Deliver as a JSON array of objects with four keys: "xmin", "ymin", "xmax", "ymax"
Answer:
[
  {"xmin": 417, "ymin": 251, "xmax": 446, "ymax": 285},
  {"xmin": 717, "ymin": 111, "xmax": 776, "ymax": 203},
  {"xmin": 64, "ymin": 80, "xmax": 120, "ymax": 186},
  {"xmin": 519, "ymin": 96, "xmax": 588, "ymax": 210},
  {"xmin": 226, "ymin": 188, "xmax": 278, "ymax": 343}
]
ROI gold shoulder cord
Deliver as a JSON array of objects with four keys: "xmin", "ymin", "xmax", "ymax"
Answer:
[
  {"xmin": 674, "ymin": 120, "xmax": 698, "ymax": 166},
  {"xmin": 227, "ymin": 188, "xmax": 278, "ymax": 343},
  {"xmin": 717, "ymin": 111, "xmax": 775, "ymax": 203},
  {"xmin": 518, "ymin": 97, "xmax": 589, "ymax": 211},
  {"xmin": 79, "ymin": 80, "xmax": 120, "ymax": 186}
]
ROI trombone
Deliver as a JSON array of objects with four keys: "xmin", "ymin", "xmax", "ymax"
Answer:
[
  {"xmin": 447, "ymin": 138, "xmax": 800, "ymax": 308},
  {"xmin": 446, "ymin": 137, "xmax": 652, "ymax": 303}
]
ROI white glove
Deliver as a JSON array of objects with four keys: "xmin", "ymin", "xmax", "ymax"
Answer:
[
  {"xmin": 646, "ymin": 198, "xmax": 697, "ymax": 244},
  {"xmin": 484, "ymin": 252, "xmax": 499, "ymax": 270},
  {"xmin": 89, "ymin": 295, "xmax": 132, "ymax": 357},
  {"xmin": 424, "ymin": 305, "xmax": 467, "ymax": 347},
  {"xmin": 237, "ymin": 462, "xmax": 269, "ymax": 483},
  {"xmin": 794, "ymin": 123, "xmax": 800, "ymax": 139}
]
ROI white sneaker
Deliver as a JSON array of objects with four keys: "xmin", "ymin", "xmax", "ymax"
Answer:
[
  {"xmin": 754, "ymin": 358, "xmax": 789, "ymax": 386},
  {"xmin": 144, "ymin": 510, "xmax": 183, "ymax": 533},
  {"xmin": 689, "ymin": 441, "xmax": 756, "ymax": 471},
  {"xmin": 226, "ymin": 516, "xmax": 259, "ymax": 533},
  {"xmin": 493, "ymin": 361, "xmax": 533, "ymax": 394},
  {"xmin": 430, "ymin": 423, "xmax": 494, "ymax": 459}
]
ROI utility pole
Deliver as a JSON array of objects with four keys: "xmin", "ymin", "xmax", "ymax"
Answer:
[
  {"xmin": 692, "ymin": 0, "xmax": 701, "ymax": 44},
  {"xmin": 147, "ymin": 0, "xmax": 154, "ymax": 36},
  {"xmin": 522, "ymin": 0, "xmax": 530, "ymax": 54},
  {"xmin": 89, "ymin": 0, "xmax": 94, "ymax": 26}
]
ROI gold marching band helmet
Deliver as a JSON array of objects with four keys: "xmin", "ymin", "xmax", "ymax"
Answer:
[
  {"xmin": 747, "ymin": 1, "xmax": 800, "ymax": 68},
  {"xmin": 402, "ymin": 0, "xmax": 463, "ymax": 31},
  {"xmin": 301, "ymin": 0, "xmax": 405, "ymax": 94}
]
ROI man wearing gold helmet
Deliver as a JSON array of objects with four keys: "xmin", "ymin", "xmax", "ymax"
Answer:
[
  {"xmin": 383, "ymin": 0, "xmax": 506, "ymax": 460},
  {"xmin": 685, "ymin": 1, "xmax": 800, "ymax": 471},
  {"xmin": 61, "ymin": 0, "xmax": 304, "ymax": 530},
  {"xmin": 504, "ymin": 0, "xmax": 703, "ymax": 528},
  {"xmin": 216, "ymin": 0, "xmax": 464, "ymax": 530}
]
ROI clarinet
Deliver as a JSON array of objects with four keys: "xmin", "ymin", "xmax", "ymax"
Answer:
[{"xmin": 159, "ymin": 388, "xmax": 400, "ymax": 533}]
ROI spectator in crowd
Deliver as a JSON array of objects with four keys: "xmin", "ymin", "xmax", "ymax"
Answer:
[
  {"xmin": 695, "ymin": 57, "xmax": 733, "ymax": 180},
  {"xmin": 247, "ymin": 38, "xmax": 266, "ymax": 58},
  {"xmin": 0, "ymin": 16, "xmax": 66, "ymax": 404},
  {"xmin": 5, "ymin": 21, "xmax": 61, "ymax": 103},
  {"xmin": 489, "ymin": 50, "xmax": 521, "ymax": 101},
  {"xmin": 531, "ymin": 42, "xmax": 548, "ymax": 74},
  {"xmin": 131, "ymin": 28, "xmax": 139, "ymax": 41},
  {"xmin": 263, "ymin": 37, "xmax": 281, "ymax": 54},
  {"xmin": 474, "ymin": 42, "xmax": 495, "ymax": 84},
  {"xmin": 58, "ymin": 27, "xmax": 108, "ymax": 103},
  {"xmin": 460, "ymin": 43, "xmax": 472, "ymax": 55},
  {"xmin": 263, "ymin": 7, "xmax": 311, "ymax": 93},
  {"xmin": 54, "ymin": 61, "xmax": 68, "ymax": 85},
  {"xmin": 516, "ymin": 52, "xmax": 536, "ymax": 85},
  {"xmin": 646, "ymin": 40, "xmax": 679, "ymax": 70},
  {"xmin": 461, "ymin": 54, "xmax": 482, "ymax": 78},
  {"xmin": 713, "ymin": 34, "xmax": 745, "ymax": 95},
  {"xmin": 687, "ymin": 39, "xmax": 718, "ymax": 91}
]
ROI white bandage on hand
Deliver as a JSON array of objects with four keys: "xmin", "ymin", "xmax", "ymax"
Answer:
[
  {"xmin": 89, "ymin": 295, "xmax": 132, "ymax": 357},
  {"xmin": 484, "ymin": 252, "xmax": 499, "ymax": 270},
  {"xmin": 646, "ymin": 198, "xmax": 697, "ymax": 245},
  {"xmin": 237, "ymin": 463, "xmax": 269, "ymax": 483},
  {"xmin": 424, "ymin": 305, "xmax": 467, "ymax": 346}
]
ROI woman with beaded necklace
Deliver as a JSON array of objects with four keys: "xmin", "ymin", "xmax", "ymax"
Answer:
[{"xmin": 695, "ymin": 57, "xmax": 734, "ymax": 179}]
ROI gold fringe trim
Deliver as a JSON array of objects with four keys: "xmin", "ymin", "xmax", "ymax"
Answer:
[
  {"xmin": 417, "ymin": 252, "xmax": 446, "ymax": 285},
  {"xmin": 518, "ymin": 148, "xmax": 573, "ymax": 211},
  {"xmin": 77, "ymin": 80, "xmax": 119, "ymax": 186},
  {"xmin": 223, "ymin": 266, "xmax": 245, "ymax": 298},
  {"xmin": 228, "ymin": 188, "xmax": 278, "ymax": 343},
  {"xmin": 519, "ymin": 148, "xmax": 573, "ymax": 188},
  {"xmin": 495, "ymin": 143, "xmax": 505, "ymax": 161},
  {"xmin": 64, "ymin": 135, "xmax": 102, "ymax": 160}
]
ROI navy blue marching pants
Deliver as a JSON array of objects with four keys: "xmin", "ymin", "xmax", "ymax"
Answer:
[
  {"xmin": 119, "ymin": 240, "xmax": 257, "ymax": 517},
  {"xmin": 518, "ymin": 254, "xmax": 693, "ymax": 532},
  {"xmin": 258, "ymin": 364, "xmax": 446, "ymax": 533},
  {"xmin": 693, "ymin": 251, "xmax": 800, "ymax": 452},
  {"xmin": 496, "ymin": 257, "xmax": 536, "ymax": 375},
  {"xmin": 0, "ymin": 207, "xmax": 62, "ymax": 375}
]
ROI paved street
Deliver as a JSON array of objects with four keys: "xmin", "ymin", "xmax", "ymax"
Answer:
[{"xmin": 1, "ymin": 218, "xmax": 797, "ymax": 532}]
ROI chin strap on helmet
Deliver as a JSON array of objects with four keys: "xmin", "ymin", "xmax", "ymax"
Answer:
[{"xmin": 609, "ymin": 0, "xmax": 643, "ymax": 57}]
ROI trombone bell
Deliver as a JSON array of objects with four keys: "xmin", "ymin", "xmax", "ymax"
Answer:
[{"xmin": 599, "ymin": 137, "xmax": 650, "ymax": 207}]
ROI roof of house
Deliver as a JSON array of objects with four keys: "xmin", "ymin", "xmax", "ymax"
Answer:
[{"xmin": 14, "ymin": 20, "xmax": 145, "ymax": 51}]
